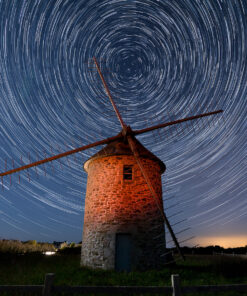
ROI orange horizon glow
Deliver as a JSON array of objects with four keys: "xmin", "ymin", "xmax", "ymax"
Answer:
[{"xmin": 189, "ymin": 236, "xmax": 247, "ymax": 248}]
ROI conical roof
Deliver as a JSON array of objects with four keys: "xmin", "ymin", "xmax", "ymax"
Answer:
[{"xmin": 84, "ymin": 135, "xmax": 166, "ymax": 173}]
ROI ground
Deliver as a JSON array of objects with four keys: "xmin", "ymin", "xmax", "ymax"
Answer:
[{"xmin": 0, "ymin": 253, "xmax": 246, "ymax": 295}]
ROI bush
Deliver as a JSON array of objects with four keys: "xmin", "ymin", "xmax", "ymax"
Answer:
[
  {"xmin": 70, "ymin": 242, "xmax": 76, "ymax": 248},
  {"xmin": 0, "ymin": 240, "xmax": 55, "ymax": 254},
  {"xmin": 24, "ymin": 240, "xmax": 37, "ymax": 246},
  {"xmin": 57, "ymin": 245, "xmax": 81, "ymax": 255}
]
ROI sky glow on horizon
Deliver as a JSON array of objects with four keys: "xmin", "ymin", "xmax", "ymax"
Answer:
[{"xmin": 192, "ymin": 236, "xmax": 247, "ymax": 249}]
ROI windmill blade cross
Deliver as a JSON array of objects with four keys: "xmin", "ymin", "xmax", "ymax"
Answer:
[{"xmin": 127, "ymin": 135, "xmax": 185, "ymax": 260}]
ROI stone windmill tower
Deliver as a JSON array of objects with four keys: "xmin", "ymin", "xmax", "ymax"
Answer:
[
  {"xmin": 0, "ymin": 57, "xmax": 223, "ymax": 271},
  {"xmin": 81, "ymin": 135, "xmax": 166, "ymax": 270}
]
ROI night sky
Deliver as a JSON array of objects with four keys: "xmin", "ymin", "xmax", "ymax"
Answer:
[{"xmin": 0, "ymin": 0, "xmax": 246, "ymax": 248}]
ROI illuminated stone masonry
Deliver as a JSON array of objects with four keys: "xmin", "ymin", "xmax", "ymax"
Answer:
[{"xmin": 81, "ymin": 138, "xmax": 167, "ymax": 271}]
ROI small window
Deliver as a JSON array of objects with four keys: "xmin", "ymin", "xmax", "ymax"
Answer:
[{"xmin": 123, "ymin": 165, "xmax": 132, "ymax": 180}]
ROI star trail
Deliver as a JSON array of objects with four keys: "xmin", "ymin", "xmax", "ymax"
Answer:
[{"xmin": 0, "ymin": 0, "xmax": 246, "ymax": 247}]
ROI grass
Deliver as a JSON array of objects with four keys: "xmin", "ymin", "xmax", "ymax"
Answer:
[{"xmin": 0, "ymin": 254, "xmax": 246, "ymax": 295}]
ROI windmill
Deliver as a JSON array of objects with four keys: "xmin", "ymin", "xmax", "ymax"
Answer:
[{"xmin": 0, "ymin": 57, "xmax": 223, "ymax": 271}]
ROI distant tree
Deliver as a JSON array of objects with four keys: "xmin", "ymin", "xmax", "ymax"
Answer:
[
  {"xmin": 24, "ymin": 240, "xmax": 37, "ymax": 246},
  {"xmin": 60, "ymin": 242, "xmax": 68, "ymax": 249}
]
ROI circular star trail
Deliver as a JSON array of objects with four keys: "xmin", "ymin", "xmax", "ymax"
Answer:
[{"xmin": 0, "ymin": 0, "xmax": 246, "ymax": 246}]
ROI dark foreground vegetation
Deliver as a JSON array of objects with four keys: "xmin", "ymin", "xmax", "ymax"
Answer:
[
  {"xmin": 0, "ymin": 241, "xmax": 246, "ymax": 295},
  {"xmin": 0, "ymin": 253, "xmax": 246, "ymax": 295}
]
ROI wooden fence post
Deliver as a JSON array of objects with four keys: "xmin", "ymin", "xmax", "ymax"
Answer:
[
  {"xmin": 43, "ymin": 273, "xmax": 55, "ymax": 296},
  {"xmin": 171, "ymin": 274, "xmax": 181, "ymax": 296}
]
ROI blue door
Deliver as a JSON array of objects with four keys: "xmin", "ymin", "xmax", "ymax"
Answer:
[{"xmin": 115, "ymin": 233, "xmax": 132, "ymax": 272}]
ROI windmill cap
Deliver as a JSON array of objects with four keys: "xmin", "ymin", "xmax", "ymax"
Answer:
[{"xmin": 84, "ymin": 135, "xmax": 166, "ymax": 174}]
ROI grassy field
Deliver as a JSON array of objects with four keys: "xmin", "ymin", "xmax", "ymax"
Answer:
[{"xmin": 0, "ymin": 253, "xmax": 246, "ymax": 295}]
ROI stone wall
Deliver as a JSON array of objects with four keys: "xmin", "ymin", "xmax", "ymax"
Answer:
[{"xmin": 81, "ymin": 155, "xmax": 167, "ymax": 270}]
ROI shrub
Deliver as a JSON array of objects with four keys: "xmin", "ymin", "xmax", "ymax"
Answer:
[{"xmin": 0, "ymin": 240, "xmax": 55, "ymax": 254}]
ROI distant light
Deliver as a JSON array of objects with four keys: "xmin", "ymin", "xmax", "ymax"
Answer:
[{"xmin": 43, "ymin": 251, "xmax": 56, "ymax": 256}]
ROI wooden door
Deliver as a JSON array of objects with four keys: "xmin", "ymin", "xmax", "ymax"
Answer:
[{"xmin": 115, "ymin": 233, "xmax": 132, "ymax": 272}]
